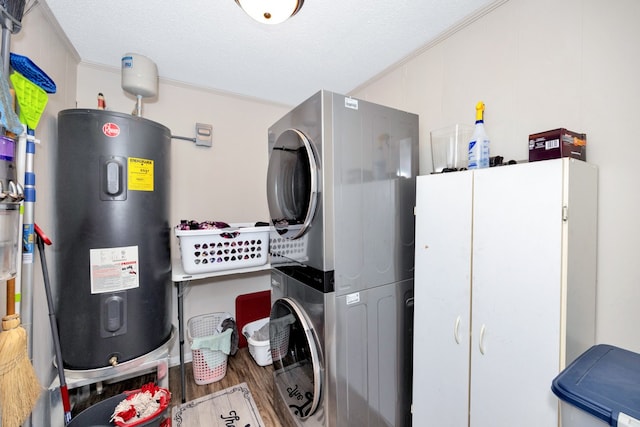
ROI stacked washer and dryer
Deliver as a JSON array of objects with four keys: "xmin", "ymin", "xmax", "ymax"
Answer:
[{"xmin": 267, "ymin": 90, "xmax": 418, "ymax": 427}]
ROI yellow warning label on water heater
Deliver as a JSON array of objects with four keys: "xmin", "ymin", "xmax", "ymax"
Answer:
[{"xmin": 128, "ymin": 157, "xmax": 154, "ymax": 191}]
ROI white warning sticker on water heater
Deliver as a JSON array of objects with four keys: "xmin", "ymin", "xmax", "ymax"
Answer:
[{"xmin": 90, "ymin": 245, "xmax": 140, "ymax": 294}]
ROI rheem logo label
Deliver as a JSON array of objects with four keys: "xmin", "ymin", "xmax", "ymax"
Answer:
[{"xmin": 102, "ymin": 122, "xmax": 120, "ymax": 137}]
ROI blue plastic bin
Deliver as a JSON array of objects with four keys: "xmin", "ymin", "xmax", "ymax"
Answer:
[{"xmin": 552, "ymin": 344, "xmax": 640, "ymax": 427}]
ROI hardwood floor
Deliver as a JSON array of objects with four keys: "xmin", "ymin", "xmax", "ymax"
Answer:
[
  {"xmin": 169, "ymin": 347, "xmax": 283, "ymax": 426},
  {"xmin": 70, "ymin": 347, "xmax": 283, "ymax": 426}
]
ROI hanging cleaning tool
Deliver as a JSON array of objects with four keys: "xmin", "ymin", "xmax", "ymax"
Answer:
[
  {"xmin": 34, "ymin": 224, "xmax": 72, "ymax": 425},
  {"xmin": 0, "ymin": 277, "xmax": 42, "ymax": 427},
  {"xmin": 9, "ymin": 59, "xmax": 53, "ymax": 376},
  {"xmin": 10, "ymin": 71, "xmax": 44, "ymax": 371},
  {"xmin": 468, "ymin": 101, "xmax": 491, "ymax": 169},
  {"xmin": 9, "ymin": 52, "xmax": 57, "ymax": 94},
  {"xmin": 9, "ymin": 71, "xmax": 47, "ymax": 129}
]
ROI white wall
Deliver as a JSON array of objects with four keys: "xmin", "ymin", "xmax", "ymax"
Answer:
[{"xmin": 352, "ymin": 0, "xmax": 640, "ymax": 353}]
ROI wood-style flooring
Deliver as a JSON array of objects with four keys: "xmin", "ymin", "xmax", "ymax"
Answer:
[
  {"xmin": 169, "ymin": 347, "xmax": 283, "ymax": 426},
  {"xmin": 70, "ymin": 347, "xmax": 283, "ymax": 426}
]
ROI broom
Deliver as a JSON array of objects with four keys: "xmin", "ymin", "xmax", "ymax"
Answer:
[{"xmin": 0, "ymin": 277, "xmax": 42, "ymax": 427}]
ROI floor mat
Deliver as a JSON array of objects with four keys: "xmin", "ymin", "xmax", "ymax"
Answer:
[{"xmin": 171, "ymin": 382, "xmax": 265, "ymax": 427}]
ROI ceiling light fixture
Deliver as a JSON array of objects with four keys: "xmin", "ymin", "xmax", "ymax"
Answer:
[{"xmin": 234, "ymin": 0, "xmax": 304, "ymax": 25}]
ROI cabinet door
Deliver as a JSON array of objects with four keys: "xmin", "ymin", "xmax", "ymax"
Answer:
[
  {"xmin": 413, "ymin": 171, "xmax": 473, "ymax": 426},
  {"xmin": 470, "ymin": 161, "xmax": 564, "ymax": 426}
]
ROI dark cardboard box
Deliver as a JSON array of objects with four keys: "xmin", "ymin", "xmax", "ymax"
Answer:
[{"xmin": 528, "ymin": 128, "xmax": 586, "ymax": 162}]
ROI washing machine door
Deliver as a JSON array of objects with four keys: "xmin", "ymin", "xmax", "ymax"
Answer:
[
  {"xmin": 270, "ymin": 297, "xmax": 322, "ymax": 419},
  {"xmin": 266, "ymin": 129, "xmax": 318, "ymax": 240}
]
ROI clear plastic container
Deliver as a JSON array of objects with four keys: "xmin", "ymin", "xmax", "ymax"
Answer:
[
  {"xmin": 430, "ymin": 124, "xmax": 474, "ymax": 173},
  {"xmin": 0, "ymin": 205, "xmax": 20, "ymax": 280}
]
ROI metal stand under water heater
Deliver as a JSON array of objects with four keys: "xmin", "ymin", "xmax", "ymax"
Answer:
[{"xmin": 54, "ymin": 109, "xmax": 172, "ymax": 369}]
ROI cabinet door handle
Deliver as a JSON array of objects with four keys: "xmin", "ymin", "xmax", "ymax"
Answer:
[
  {"xmin": 454, "ymin": 316, "xmax": 461, "ymax": 344},
  {"xmin": 479, "ymin": 324, "xmax": 487, "ymax": 355}
]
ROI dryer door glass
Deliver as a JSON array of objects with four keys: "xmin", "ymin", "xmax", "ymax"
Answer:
[
  {"xmin": 267, "ymin": 129, "xmax": 318, "ymax": 239},
  {"xmin": 270, "ymin": 297, "xmax": 322, "ymax": 419}
]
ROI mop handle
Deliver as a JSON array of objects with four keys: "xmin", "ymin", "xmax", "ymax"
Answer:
[
  {"xmin": 34, "ymin": 224, "xmax": 72, "ymax": 424},
  {"xmin": 34, "ymin": 223, "xmax": 51, "ymax": 245}
]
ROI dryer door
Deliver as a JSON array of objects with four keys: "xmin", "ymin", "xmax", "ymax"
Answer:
[
  {"xmin": 270, "ymin": 297, "xmax": 322, "ymax": 419},
  {"xmin": 266, "ymin": 129, "xmax": 318, "ymax": 239}
]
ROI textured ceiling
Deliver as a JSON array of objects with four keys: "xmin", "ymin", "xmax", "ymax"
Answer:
[{"xmin": 42, "ymin": 0, "xmax": 500, "ymax": 106}]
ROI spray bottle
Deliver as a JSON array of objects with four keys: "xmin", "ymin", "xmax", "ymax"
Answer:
[{"xmin": 468, "ymin": 101, "xmax": 490, "ymax": 169}]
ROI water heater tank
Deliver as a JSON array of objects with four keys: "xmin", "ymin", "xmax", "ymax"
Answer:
[{"xmin": 54, "ymin": 109, "xmax": 172, "ymax": 369}]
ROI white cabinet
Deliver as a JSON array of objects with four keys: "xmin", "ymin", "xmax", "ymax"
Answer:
[{"xmin": 412, "ymin": 158, "xmax": 597, "ymax": 427}]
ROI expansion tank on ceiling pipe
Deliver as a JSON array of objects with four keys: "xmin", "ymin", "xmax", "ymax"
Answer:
[{"xmin": 121, "ymin": 53, "xmax": 158, "ymax": 117}]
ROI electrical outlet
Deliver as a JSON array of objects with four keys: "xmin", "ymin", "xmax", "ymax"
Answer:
[{"xmin": 195, "ymin": 123, "xmax": 213, "ymax": 147}]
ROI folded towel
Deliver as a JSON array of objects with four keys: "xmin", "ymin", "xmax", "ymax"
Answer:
[
  {"xmin": 252, "ymin": 322, "xmax": 270, "ymax": 342},
  {"xmin": 0, "ymin": 64, "xmax": 24, "ymax": 134},
  {"xmin": 191, "ymin": 328, "xmax": 233, "ymax": 355}
]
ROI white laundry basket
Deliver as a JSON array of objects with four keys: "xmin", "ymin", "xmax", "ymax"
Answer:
[
  {"xmin": 175, "ymin": 223, "xmax": 269, "ymax": 274},
  {"xmin": 242, "ymin": 317, "xmax": 272, "ymax": 366},
  {"xmin": 187, "ymin": 312, "xmax": 233, "ymax": 385}
]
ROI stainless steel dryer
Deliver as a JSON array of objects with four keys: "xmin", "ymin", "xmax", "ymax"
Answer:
[{"xmin": 267, "ymin": 90, "xmax": 418, "ymax": 427}]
